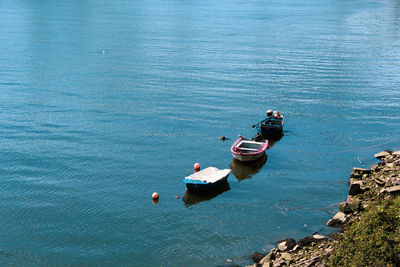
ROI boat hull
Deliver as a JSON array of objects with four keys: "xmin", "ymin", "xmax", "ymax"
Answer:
[
  {"xmin": 232, "ymin": 151, "xmax": 265, "ymax": 162},
  {"xmin": 230, "ymin": 136, "xmax": 268, "ymax": 162},
  {"xmin": 255, "ymin": 121, "xmax": 283, "ymax": 136},
  {"xmin": 185, "ymin": 176, "xmax": 228, "ymax": 192}
]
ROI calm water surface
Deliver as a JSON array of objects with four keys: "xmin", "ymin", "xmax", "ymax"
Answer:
[{"xmin": 1, "ymin": 0, "xmax": 400, "ymax": 265}]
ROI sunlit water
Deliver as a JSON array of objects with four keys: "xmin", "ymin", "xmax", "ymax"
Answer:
[{"xmin": 1, "ymin": 0, "xmax": 399, "ymax": 265}]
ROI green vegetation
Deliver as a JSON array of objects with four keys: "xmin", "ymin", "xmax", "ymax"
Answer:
[{"xmin": 329, "ymin": 197, "xmax": 400, "ymax": 266}]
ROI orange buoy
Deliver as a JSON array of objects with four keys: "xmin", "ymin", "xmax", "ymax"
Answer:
[
  {"xmin": 194, "ymin": 163, "xmax": 200, "ymax": 172},
  {"xmin": 152, "ymin": 192, "xmax": 159, "ymax": 200}
]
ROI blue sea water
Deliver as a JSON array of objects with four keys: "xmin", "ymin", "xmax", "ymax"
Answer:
[{"xmin": 0, "ymin": 0, "xmax": 400, "ymax": 265}]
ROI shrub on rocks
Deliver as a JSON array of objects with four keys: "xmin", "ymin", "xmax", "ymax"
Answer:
[
  {"xmin": 329, "ymin": 197, "xmax": 400, "ymax": 266},
  {"xmin": 339, "ymin": 199, "xmax": 361, "ymax": 214}
]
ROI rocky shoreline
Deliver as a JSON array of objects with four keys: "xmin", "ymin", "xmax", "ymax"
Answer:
[{"xmin": 245, "ymin": 149, "xmax": 400, "ymax": 267}]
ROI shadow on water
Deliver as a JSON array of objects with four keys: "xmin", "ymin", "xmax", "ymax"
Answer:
[
  {"xmin": 182, "ymin": 181, "xmax": 230, "ymax": 207},
  {"xmin": 230, "ymin": 154, "xmax": 268, "ymax": 181},
  {"xmin": 253, "ymin": 131, "xmax": 284, "ymax": 149}
]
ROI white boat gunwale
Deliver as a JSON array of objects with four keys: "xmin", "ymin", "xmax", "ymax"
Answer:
[{"xmin": 231, "ymin": 138, "xmax": 268, "ymax": 155}]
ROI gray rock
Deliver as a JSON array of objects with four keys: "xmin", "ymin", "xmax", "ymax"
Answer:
[
  {"xmin": 325, "ymin": 247, "xmax": 334, "ymax": 254},
  {"xmin": 351, "ymin": 199, "xmax": 362, "ymax": 211},
  {"xmin": 350, "ymin": 167, "xmax": 370, "ymax": 179},
  {"xmin": 377, "ymin": 161, "xmax": 386, "ymax": 167},
  {"xmin": 261, "ymin": 260, "xmax": 273, "ymax": 267},
  {"xmin": 312, "ymin": 234, "xmax": 327, "ymax": 240},
  {"xmin": 392, "ymin": 151, "xmax": 400, "ymax": 158},
  {"xmin": 340, "ymin": 199, "xmax": 361, "ymax": 214},
  {"xmin": 374, "ymin": 150, "xmax": 392, "ymax": 160},
  {"xmin": 338, "ymin": 202, "xmax": 347, "ymax": 213},
  {"xmin": 277, "ymin": 238, "xmax": 296, "ymax": 252},
  {"xmin": 370, "ymin": 164, "xmax": 380, "ymax": 172},
  {"xmin": 379, "ymin": 188, "xmax": 389, "ymax": 198},
  {"xmin": 326, "ymin": 211, "xmax": 346, "ymax": 227},
  {"xmin": 297, "ymin": 236, "xmax": 315, "ymax": 247},
  {"xmin": 259, "ymin": 250, "xmax": 277, "ymax": 265},
  {"xmin": 291, "ymin": 244, "xmax": 300, "ymax": 252},
  {"xmin": 387, "ymin": 163, "xmax": 395, "ymax": 169},
  {"xmin": 252, "ymin": 252, "xmax": 266, "ymax": 264},
  {"xmin": 385, "ymin": 179, "xmax": 394, "ymax": 187},
  {"xmin": 272, "ymin": 258, "xmax": 285, "ymax": 267},
  {"xmin": 349, "ymin": 180, "xmax": 363, "ymax": 196},
  {"xmin": 280, "ymin": 252, "xmax": 292, "ymax": 262},
  {"xmin": 386, "ymin": 185, "xmax": 400, "ymax": 195},
  {"xmin": 375, "ymin": 177, "xmax": 385, "ymax": 186}
]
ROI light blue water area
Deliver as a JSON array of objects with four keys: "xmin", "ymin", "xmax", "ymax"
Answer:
[{"xmin": 1, "ymin": 0, "xmax": 400, "ymax": 265}]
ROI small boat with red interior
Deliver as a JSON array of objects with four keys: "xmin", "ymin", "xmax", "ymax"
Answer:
[{"xmin": 230, "ymin": 135, "xmax": 268, "ymax": 162}]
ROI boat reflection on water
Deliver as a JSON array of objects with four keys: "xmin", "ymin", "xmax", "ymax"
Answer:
[
  {"xmin": 230, "ymin": 154, "xmax": 268, "ymax": 181},
  {"xmin": 254, "ymin": 131, "xmax": 284, "ymax": 149},
  {"xmin": 183, "ymin": 181, "xmax": 230, "ymax": 207}
]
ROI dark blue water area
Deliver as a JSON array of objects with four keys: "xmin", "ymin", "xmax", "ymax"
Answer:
[{"xmin": 1, "ymin": 0, "xmax": 400, "ymax": 265}]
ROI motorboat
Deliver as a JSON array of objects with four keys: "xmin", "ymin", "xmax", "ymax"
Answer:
[{"xmin": 254, "ymin": 110, "xmax": 284, "ymax": 136}]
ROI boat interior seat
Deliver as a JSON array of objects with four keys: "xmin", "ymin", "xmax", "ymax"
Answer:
[{"xmin": 237, "ymin": 148, "xmax": 258, "ymax": 152}]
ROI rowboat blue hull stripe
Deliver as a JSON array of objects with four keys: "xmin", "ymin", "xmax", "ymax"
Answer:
[{"xmin": 183, "ymin": 178, "xmax": 208, "ymax": 185}]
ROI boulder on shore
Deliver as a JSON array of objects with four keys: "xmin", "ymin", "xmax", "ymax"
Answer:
[
  {"xmin": 339, "ymin": 198, "xmax": 361, "ymax": 214},
  {"xmin": 296, "ymin": 235, "xmax": 325, "ymax": 248},
  {"xmin": 297, "ymin": 236, "xmax": 315, "ymax": 247},
  {"xmin": 349, "ymin": 180, "xmax": 364, "ymax": 196},
  {"xmin": 277, "ymin": 238, "xmax": 296, "ymax": 252},
  {"xmin": 251, "ymin": 252, "xmax": 265, "ymax": 264},
  {"xmin": 374, "ymin": 150, "xmax": 392, "ymax": 160},
  {"xmin": 326, "ymin": 211, "xmax": 346, "ymax": 227},
  {"xmin": 259, "ymin": 249, "xmax": 277, "ymax": 265},
  {"xmin": 350, "ymin": 167, "xmax": 371, "ymax": 178},
  {"xmin": 379, "ymin": 185, "xmax": 400, "ymax": 198}
]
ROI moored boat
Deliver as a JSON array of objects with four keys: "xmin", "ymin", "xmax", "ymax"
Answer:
[
  {"xmin": 254, "ymin": 110, "xmax": 284, "ymax": 136},
  {"xmin": 230, "ymin": 135, "xmax": 268, "ymax": 162},
  {"xmin": 183, "ymin": 167, "xmax": 231, "ymax": 192}
]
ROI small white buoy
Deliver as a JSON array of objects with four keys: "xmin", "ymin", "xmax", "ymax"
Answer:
[{"xmin": 102, "ymin": 50, "xmax": 106, "ymax": 54}]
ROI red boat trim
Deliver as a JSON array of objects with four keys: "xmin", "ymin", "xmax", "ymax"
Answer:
[{"xmin": 230, "ymin": 137, "xmax": 268, "ymax": 155}]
